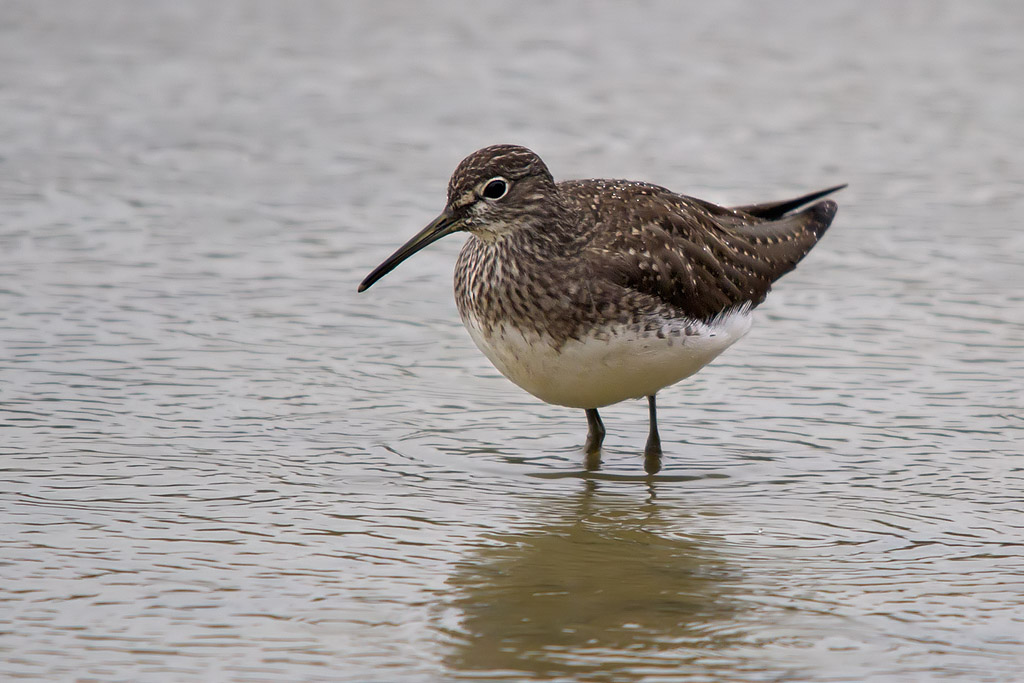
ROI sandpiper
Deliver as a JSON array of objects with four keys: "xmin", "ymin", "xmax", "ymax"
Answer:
[{"xmin": 359, "ymin": 145, "xmax": 842, "ymax": 473}]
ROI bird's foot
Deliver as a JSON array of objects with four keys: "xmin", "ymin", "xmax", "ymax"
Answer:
[
  {"xmin": 643, "ymin": 434, "xmax": 662, "ymax": 475},
  {"xmin": 583, "ymin": 408, "xmax": 605, "ymax": 470}
]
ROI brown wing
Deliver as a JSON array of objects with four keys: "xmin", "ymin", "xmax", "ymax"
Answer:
[{"xmin": 574, "ymin": 183, "xmax": 840, "ymax": 321}]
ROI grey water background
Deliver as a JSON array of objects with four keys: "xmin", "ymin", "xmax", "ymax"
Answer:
[{"xmin": 2, "ymin": 1, "xmax": 1023, "ymax": 681}]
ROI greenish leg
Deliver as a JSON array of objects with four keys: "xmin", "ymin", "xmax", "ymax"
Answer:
[
  {"xmin": 584, "ymin": 408, "xmax": 605, "ymax": 456},
  {"xmin": 644, "ymin": 395, "xmax": 662, "ymax": 474}
]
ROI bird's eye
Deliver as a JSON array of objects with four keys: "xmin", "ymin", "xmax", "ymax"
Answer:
[{"xmin": 482, "ymin": 177, "xmax": 509, "ymax": 200}]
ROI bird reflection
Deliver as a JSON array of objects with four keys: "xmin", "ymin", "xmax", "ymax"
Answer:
[{"xmin": 441, "ymin": 481, "xmax": 742, "ymax": 680}]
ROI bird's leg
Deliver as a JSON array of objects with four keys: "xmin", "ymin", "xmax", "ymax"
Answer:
[
  {"xmin": 644, "ymin": 395, "xmax": 662, "ymax": 456},
  {"xmin": 584, "ymin": 408, "xmax": 605, "ymax": 456},
  {"xmin": 644, "ymin": 395, "xmax": 662, "ymax": 474}
]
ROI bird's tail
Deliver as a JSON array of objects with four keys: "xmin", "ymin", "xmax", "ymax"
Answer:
[{"xmin": 732, "ymin": 184, "xmax": 847, "ymax": 220}]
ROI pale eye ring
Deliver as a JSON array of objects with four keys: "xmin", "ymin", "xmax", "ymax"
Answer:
[{"xmin": 481, "ymin": 177, "xmax": 509, "ymax": 200}]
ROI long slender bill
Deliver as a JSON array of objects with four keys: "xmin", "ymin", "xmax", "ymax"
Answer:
[{"xmin": 357, "ymin": 211, "xmax": 458, "ymax": 292}]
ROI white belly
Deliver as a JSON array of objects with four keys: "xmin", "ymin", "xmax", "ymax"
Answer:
[{"xmin": 461, "ymin": 307, "xmax": 753, "ymax": 409}]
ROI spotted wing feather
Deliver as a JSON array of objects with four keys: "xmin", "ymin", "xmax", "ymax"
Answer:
[{"xmin": 565, "ymin": 182, "xmax": 839, "ymax": 321}]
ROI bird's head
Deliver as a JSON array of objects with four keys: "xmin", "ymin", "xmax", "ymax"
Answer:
[{"xmin": 358, "ymin": 145, "xmax": 557, "ymax": 292}]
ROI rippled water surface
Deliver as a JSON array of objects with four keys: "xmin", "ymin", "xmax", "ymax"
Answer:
[{"xmin": 2, "ymin": 2, "xmax": 1023, "ymax": 681}]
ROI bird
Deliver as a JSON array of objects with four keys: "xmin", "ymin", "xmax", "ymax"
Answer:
[{"xmin": 358, "ymin": 145, "xmax": 842, "ymax": 473}]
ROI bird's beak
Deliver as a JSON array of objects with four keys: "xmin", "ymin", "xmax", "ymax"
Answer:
[{"xmin": 357, "ymin": 209, "xmax": 460, "ymax": 292}]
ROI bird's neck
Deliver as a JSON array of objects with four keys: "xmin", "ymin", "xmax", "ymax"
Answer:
[{"xmin": 454, "ymin": 201, "xmax": 585, "ymax": 336}]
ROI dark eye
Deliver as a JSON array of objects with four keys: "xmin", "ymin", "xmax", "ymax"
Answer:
[{"xmin": 482, "ymin": 178, "xmax": 509, "ymax": 200}]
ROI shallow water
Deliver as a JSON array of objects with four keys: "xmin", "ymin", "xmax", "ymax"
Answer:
[{"xmin": 2, "ymin": 2, "xmax": 1023, "ymax": 681}]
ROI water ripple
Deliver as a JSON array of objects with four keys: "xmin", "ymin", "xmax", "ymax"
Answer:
[{"xmin": 3, "ymin": 2, "xmax": 1024, "ymax": 681}]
